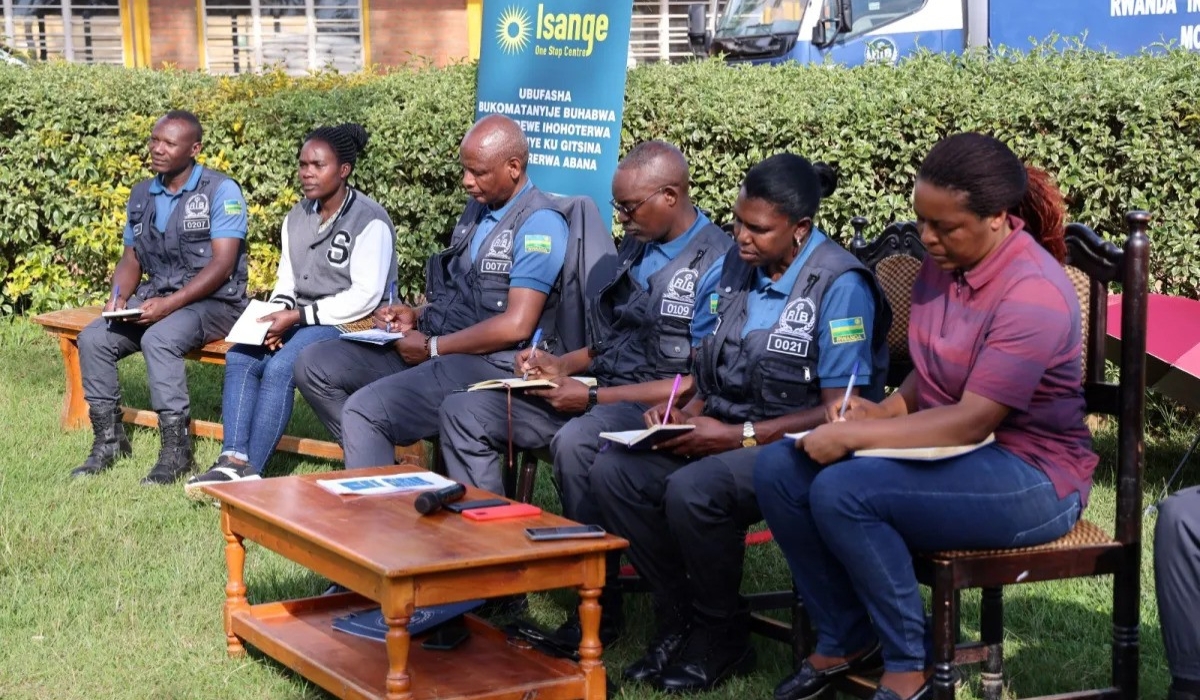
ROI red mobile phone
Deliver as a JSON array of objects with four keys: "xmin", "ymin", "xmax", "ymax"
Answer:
[{"xmin": 461, "ymin": 503, "xmax": 543, "ymax": 521}]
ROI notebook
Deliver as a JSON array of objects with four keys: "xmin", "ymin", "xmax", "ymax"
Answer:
[
  {"xmin": 466, "ymin": 376, "xmax": 597, "ymax": 391},
  {"xmin": 224, "ymin": 300, "xmax": 287, "ymax": 345},
  {"xmin": 315, "ymin": 470, "xmax": 457, "ymax": 496},
  {"xmin": 598, "ymin": 424, "xmax": 695, "ymax": 449},
  {"xmin": 785, "ymin": 431, "xmax": 997, "ymax": 461},
  {"xmin": 100, "ymin": 308, "xmax": 143, "ymax": 319},
  {"xmin": 340, "ymin": 328, "xmax": 406, "ymax": 345}
]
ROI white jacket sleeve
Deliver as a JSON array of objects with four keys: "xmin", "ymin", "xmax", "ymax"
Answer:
[{"xmin": 267, "ymin": 219, "xmax": 297, "ymax": 308}]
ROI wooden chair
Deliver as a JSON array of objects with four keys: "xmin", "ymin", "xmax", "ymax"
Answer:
[
  {"xmin": 830, "ymin": 213, "xmax": 1148, "ymax": 700},
  {"xmin": 850, "ymin": 216, "xmax": 926, "ymax": 387}
]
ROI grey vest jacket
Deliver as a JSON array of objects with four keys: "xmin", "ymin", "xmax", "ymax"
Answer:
[
  {"xmin": 127, "ymin": 167, "xmax": 248, "ymax": 304},
  {"xmin": 588, "ymin": 222, "xmax": 732, "ymax": 386},
  {"xmin": 420, "ymin": 185, "xmax": 563, "ymax": 367},
  {"xmin": 696, "ymin": 240, "xmax": 891, "ymax": 423},
  {"xmin": 282, "ymin": 188, "xmax": 398, "ymax": 307}
]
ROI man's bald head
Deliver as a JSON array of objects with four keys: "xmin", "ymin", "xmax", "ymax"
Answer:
[
  {"xmin": 461, "ymin": 114, "xmax": 529, "ymax": 171},
  {"xmin": 615, "ymin": 140, "xmax": 689, "ymax": 196},
  {"xmin": 459, "ymin": 114, "xmax": 530, "ymax": 207}
]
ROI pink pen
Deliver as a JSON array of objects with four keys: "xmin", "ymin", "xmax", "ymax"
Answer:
[{"xmin": 662, "ymin": 373, "xmax": 682, "ymax": 426}]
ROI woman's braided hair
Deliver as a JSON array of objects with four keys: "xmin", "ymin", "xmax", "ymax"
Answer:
[
  {"xmin": 301, "ymin": 123, "xmax": 370, "ymax": 173},
  {"xmin": 917, "ymin": 132, "xmax": 1066, "ymax": 262}
]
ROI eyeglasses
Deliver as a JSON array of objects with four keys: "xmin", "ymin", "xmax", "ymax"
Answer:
[{"xmin": 610, "ymin": 186, "xmax": 668, "ymax": 218}]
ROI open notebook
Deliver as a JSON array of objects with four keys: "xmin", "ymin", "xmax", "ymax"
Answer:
[
  {"xmin": 467, "ymin": 376, "xmax": 598, "ymax": 392},
  {"xmin": 599, "ymin": 424, "xmax": 695, "ymax": 450},
  {"xmin": 785, "ymin": 431, "xmax": 997, "ymax": 461}
]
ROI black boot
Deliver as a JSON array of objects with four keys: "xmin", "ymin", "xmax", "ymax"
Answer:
[
  {"xmin": 141, "ymin": 411, "xmax": 195, "ymax": 485},
  {"xmin": 553, "ymin": 584, "xmax": 625, "ymax": 647},
  {"xmin": 70, "ymin": 404, "xmax": 132, "ymax": 477},
  {"xmin": 623, "ymin": 597, "xmax": 693, "ymax": 683},
  {"xmin": 653, "ymin": 605, "xmax": 756, "ymax": 694}
]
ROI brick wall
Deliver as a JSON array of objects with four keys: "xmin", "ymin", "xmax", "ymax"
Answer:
[
  {"xmin": 148, "ymin": 0, "xmax": 201, "ymax": 70},
  {"xmin": 368, "ymin": 0, "xmax": 469, "ymax": 67}
]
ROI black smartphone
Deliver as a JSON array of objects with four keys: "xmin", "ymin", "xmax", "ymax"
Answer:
[
  {"xmin": 525, "ymin": 524, "xmax": 607, "ymax": 541},
  {"xmin": 421, "ymin": 622, "xmax": 470, "ymax": 651},
  {"xmin": 444, "ymin": 498, "xmax": 510, "ymax": 513}
]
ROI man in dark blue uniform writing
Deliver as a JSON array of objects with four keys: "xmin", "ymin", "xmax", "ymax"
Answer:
[
  {"xmin": 72, "ymin": 110, "xmax": 249, "ymax": 485},
  {"xmin": 292, "ymin": 114, "xmax": 570, "ymax": 466}
]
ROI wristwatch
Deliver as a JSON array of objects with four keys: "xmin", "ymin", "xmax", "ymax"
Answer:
[
  {"xmin": 586, "ymin": 386, "xmax": 599, "ymax": 411},
  {"xmin": 741, "ymin": 421, "xmax": 758, "ymax": 448}
]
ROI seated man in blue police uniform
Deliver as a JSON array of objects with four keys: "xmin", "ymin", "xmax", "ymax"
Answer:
[
  {"xmin": 292, "ymin": 114, "xmax": 570, "ymax": 468},
  {"xmin": 436, "ymin": 139, "xmax": 733, "ymax": 643},
  {"xmin": 72, "ymin": 109, "xmax": 249, "ymax": 485}
]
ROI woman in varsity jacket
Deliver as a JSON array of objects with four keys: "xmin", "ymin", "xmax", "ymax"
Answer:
[{"xmin": 185, "ymin": 123, "xmax": 398, "ymax": 494}]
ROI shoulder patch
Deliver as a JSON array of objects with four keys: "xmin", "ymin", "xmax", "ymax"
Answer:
[
  {"xmin": 709, "ymin": 292, "xmax": 719, "ymax": 315},
  {"xmin": 524, "ymin": 234, "xmax": 552, "ymax": 254},
  {"xmin": 223, "ymin": 199, "xmax": 243, "ymax": 215},
  {"xmin": 829, "ymin": 317, "xmax": 866, "ymax": 345}
]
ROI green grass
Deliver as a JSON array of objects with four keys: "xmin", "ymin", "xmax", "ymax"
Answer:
[{"xmin": 0, "ymin": 316, "xmax": 1191, "ymax": 699}]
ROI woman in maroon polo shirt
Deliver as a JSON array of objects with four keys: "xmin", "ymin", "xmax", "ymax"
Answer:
[{"xmin": 754, "ymin": 132, "xmax": 1096, "ymax": 700}]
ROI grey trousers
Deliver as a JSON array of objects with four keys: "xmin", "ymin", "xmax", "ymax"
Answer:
[
  {"xmin": 591, "ymin": 445, "xmax": 763, "ymax": 617},
  {"xmin": 292, "ymin": 338, "xmax": 408, "ymax": 442},
  {"xmin": 1156, "ymin": 485, "xmax": 1200, "ymax": 682},
  {"xmin": 78, "ymin": 297, "xmax": 242, "ymax": 415},
  {"xmin": 340, "ymin": 354, "xmax": 511, "ymax": 468},
  {"xmin": 438, "ymin": 391, "xmax": 645, "ymax": 514}
]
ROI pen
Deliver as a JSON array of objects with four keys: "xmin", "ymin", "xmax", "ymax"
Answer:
[
  {"xmin": 838, "ymin": 360, "xmax": 860, "ymax": 420},
  {"xmin": 522, "ymin": 327, "xmax": 543, "ymax": 381},
  {"xmin": 108, "ymin": 284, "xmax": 119, "ymax": 327},
  {"xmin": 662, "ymin": 373, "xmax": 683, "ymax": 425},
  {"xmin": 386, "ymin": 281, "xmax": 396, "ymax": 333}
]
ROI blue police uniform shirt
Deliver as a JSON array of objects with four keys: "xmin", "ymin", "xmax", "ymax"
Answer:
[
  {"xmin": 122, "ymin": 165, "xmax": 248, "ymax": 246},
  {"xmin": 626, "ymin": 208, "xmax": 725, "ymax": 347},
  {"xmin": 468, "ymin": 180, "xmax": 569, "ymax": 295},
  {"xmin": 693, "ymin": 228, "xmax": 875, "ymax": 389}
]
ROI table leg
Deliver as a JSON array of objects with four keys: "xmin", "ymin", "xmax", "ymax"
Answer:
[
  {"xmin": 221, "ymin": 509, "xmax": 249, "ymax": 658},
  {"xmin": 57, "ymin": 336, "xmax": 88, "ymax": 430},
  {"xmin": 384, "ymin": 613, "xmax": 413, "ymax": 700},
  {"xmin": 578, "ymin": 585, "xmax": 606, "ymax": 700}
]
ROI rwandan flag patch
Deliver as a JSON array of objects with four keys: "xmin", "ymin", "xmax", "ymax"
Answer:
[
  {"xmin": 525, "ymin": 234, "xmax": 552, "ymax": 254},
  {"xmin": 829, "ymin": 317, "xmax": 866, "ymax": 344},
  {"xmin": 223, "ymin": 199, "xmax": 244, "ymax": 215}
]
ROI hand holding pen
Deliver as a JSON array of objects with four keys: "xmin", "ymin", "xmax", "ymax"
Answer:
[{"xmin": 521, "ymin": 327, "xmax": 543, "ymax": 381}]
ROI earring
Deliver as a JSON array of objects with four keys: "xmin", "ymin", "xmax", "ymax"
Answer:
[{"xmin": 793, "ymin": 237, "xmax": 802, "ymax": 249}]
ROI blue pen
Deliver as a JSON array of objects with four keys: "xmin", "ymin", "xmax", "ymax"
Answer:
[
  {"xmin": 523, "ymin": 327, "xmax": 543, "ymax": 381},
  {"xmin": 386, "ymin": 280, "xmax": 396, "ymax": 333},
  {"xmin": 838, "ymin": 360, "xmax": 861, "ymax": 419}
]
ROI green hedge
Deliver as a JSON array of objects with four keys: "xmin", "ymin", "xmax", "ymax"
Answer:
[{"xmin": 2, "ymin": 48, "xmax": 1199, "ymax": 315}]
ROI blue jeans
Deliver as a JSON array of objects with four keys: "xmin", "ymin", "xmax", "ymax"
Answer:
[
  {"xmin": 221, "ymin": 325, "xmax": 341, "ymax": 473},
  {"xmin": 754, "ymin": 441, "xmax": 1082, "ymax": 672}
]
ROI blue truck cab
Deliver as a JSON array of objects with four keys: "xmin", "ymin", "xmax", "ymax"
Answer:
[{"xmin": 687, "ymin": 0, "xmax": 1200, "ymax": 66}]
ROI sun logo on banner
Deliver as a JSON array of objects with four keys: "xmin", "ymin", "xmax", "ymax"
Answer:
[{"xmin": 496, "ymin": 6, "xmax": 532, "ymax": 54}]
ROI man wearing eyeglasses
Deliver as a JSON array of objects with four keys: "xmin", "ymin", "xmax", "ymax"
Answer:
[{"xmin": 437, "ymin": 139, "xmax": 732, "ymax": 644}]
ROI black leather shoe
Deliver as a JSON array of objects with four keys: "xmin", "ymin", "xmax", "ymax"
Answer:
[
  {"xmin": 773, "ymin": 643, "xmax": 883, "ymax": 700},
  {"xmin": 554, "ymin": 588, "xmax": 624, "ymax": 648},
  {"xmin": 652, "ymin": 609, "xmax": 756, "ymax": 694},
  {"xmin": 871, "ymin": 678, "xmax": 932, "ymax": 700},
  {"xmin": 623, "ymin": 626, "xmax": 689, "ymax": 683}
]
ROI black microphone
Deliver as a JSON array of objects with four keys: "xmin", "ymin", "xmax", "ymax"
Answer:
[{"xmin": 415, "ymin": 483, "xmax": 467, "ymax": 515}]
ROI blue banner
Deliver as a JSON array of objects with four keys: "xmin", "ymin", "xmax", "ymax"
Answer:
[{"xmin": 476, "ymin": 0, "xmax": 632, "ymax": 225}]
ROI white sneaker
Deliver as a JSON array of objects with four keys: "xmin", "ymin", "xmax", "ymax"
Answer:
[{"xmin": 184, "ymin": 456, "xmax": 262, "ymax": 501}]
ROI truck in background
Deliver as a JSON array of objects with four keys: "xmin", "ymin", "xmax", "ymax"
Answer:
[{"xmin": 687, "ymin": 0, "xmax": 1200, "ymax": 66}]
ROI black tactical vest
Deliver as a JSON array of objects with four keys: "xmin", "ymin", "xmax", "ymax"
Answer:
[
  {"xmin": 588, "ymin": 221, "xmax": 732, "ymax": 386},
  {"xmin": 696, "ymin": 239, "xmax": 890, "ymax": 423},
  {"xmin": 126, "ymin": 166, "xmax": 248, "ymax": 304},
  {"xmin": 420, "ymin": 185, "xmax": 563, "ymax": 367}
]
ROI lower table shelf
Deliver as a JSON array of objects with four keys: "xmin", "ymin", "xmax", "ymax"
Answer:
[{"xmin": 231, "ymin": 592, "xmax": 588, "ymax": 700}]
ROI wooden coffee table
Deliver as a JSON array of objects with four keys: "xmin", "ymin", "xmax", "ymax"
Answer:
[{"xmin": 203, "ymin": 464, "xmax": 628, "ymax": 700}]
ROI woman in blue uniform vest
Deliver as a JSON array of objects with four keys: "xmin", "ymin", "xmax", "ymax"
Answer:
[
  {"xmin": 590, "ymin": 153, "xmax": 890, "ymax": 694},
  {"xmin": 184, "ymin": 123, "xmax": 397, "ymax": 495}
]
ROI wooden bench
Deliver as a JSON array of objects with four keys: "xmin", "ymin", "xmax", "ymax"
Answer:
[{"xmin": 32, "ymin": 306, "xmax": 426, "ymax": 466}]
